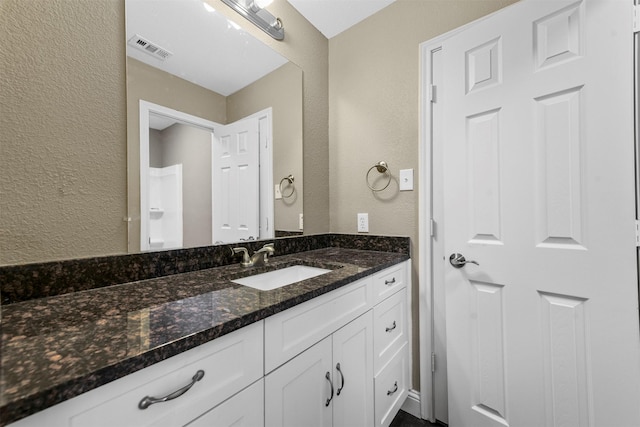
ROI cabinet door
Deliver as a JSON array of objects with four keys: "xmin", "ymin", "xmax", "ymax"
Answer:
[
  {"xmin": 186, "ymin": 379, "xmax": 263, "ymax": 427},
  {"xmin": 332, "ymin": 312, "xmax": 374, "ymax": 427},
  {"xmin": 265, "ymin": 337, "xmax": 333, "ymax": 427}
]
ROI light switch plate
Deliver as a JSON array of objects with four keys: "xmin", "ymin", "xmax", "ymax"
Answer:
[
  {"xmin": 275, "ymin": 184, "xmax": 282, "ymax": 199},
  {"xmin": 399, "ymin": 169, "xmax": 414, "ymax": 191}
]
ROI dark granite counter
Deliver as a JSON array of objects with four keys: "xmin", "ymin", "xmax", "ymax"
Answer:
[{"xmin": 0, "ymin": 246, "xmax": 409, "ymax": 426}]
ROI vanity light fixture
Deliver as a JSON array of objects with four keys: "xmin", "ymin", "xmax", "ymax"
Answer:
[{"xmin": 220, "ymin": 0, "xmax": 284, "ymax": 40}]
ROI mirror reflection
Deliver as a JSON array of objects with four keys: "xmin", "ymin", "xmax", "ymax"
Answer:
[{"xmin": 126, "ymin": 0, "xmax": 303, "ymax": 252}]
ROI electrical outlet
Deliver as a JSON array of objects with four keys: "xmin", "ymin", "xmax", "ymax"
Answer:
[
  {"xmin": 357, "ymin": 213, "xmax": 369, "ymax": 233},
  {"xmin": 299, "ymin": 213, "xmax": 304, "ymax": 230}
]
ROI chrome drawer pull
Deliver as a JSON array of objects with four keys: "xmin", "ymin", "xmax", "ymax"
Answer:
[
  {"xmin": 387, "ymin": 381, "xmax": 398, "ymax": 396},
  {"xmin": 336, "ymin": 363, "xmax": 345, "ymax": 396},
  {"xmin": 325, "ymin": 372, "xmax": 334, "ymax": 407},
  {"xmin": 384, "ymin": 277, "xmax": 396, "ymax": 286},
  {"xmin": 138, "ymin": 370, "xmax": 205, "ymax": 410},
  {"xmin": 385, "ymin": 321, "xmax": 397, "ymax": 333}
]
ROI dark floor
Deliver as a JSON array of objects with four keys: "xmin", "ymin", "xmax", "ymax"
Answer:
[{"xmin": 390, "ymin": 410, "xmax": 443, "ymax": 427}]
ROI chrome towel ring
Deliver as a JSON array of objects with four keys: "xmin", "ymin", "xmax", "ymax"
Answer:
[
  {"xmin": 366, "ymin": 161, "xmax": 391, "ymax": 192},
  {"xmin": 279, "ymin": 174, "xmax": 295, "ymax": 198}
]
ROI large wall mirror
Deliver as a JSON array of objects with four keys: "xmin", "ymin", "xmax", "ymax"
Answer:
[{"xmin": 126, "ymin": 0, "xmax": 303, "ymax": 253}]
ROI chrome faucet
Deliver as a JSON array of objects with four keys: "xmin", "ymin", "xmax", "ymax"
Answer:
[{"xmin": 231, "ymin": 243, "xmax": 275, "ymax": 267}]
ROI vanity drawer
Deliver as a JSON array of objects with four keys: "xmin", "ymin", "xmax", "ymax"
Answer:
[
  {"xmin": 374, "ymin": 344, "xmax": 409, "ymax": 427},
  {"xmin": 373, "ymin": 288, "xmax": 407, "ymax": 375},
  {"xmin": 186, "ymin": 379, "xmax": 264, "ymax": 427},
  {"xmin": 264, "ymin": 276, "xmax": 374, "ymax": 373},
  {"xmin": 373, "ymin": 263, "xmax": 406, "ymax": 305},
  {"xmin": 11, "ymin": 321, "xmax": 264, "ymax": 427}
]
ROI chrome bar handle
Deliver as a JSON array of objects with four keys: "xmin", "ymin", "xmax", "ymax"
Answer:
[
  {"xmin": 336, "ymin": 363, "xmax": 345, "ymax": 396},
  {"xmin": 138, "ymin": 370, "xmax": 205, "ymax": 410},
  {"xmin": 325, "ymin": 372, "xmax": 334, "ymax": 406},
  {"xmin": 387, "ymin": 381, "xmax": 398, "ymax": 396},
  {"xmin": 449, "ymin": 253, "xmax": 479, "ymax": 269},
  {"xmin": 385, "ymin": 321, "xmax": 397, "ymax": 333}
]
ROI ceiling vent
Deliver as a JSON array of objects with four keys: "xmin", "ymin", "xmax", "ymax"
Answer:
[{"xmin": 127, "ymin": 34, "xmax": 173, "ymax": 61}]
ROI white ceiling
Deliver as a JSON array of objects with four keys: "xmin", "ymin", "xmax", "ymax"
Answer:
[
  {"xmin": 126, "ymin": 0, "xmax": 288, "ymax": 96},
  {"xmin": 286, "ymin": 0, "xmax": 396, "ymax": 39},
  {"xmin": 125, "ymin": 0, "xmax": 395, "ymax": 98}
]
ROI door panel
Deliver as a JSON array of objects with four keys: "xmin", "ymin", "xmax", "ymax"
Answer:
[
  {"xmin": 265, "ymin": 337, "xmax": 333, "ymax": 427},
  {"xmin": 212, "ymin": 117, "xmax": 259, "ymax": 243},
  {"xmin": 442, "ymin": 1, "xmax": 640, "ymax": 426},
  {"xmin": 332, "ymin": 312, "xmax": 374, "ymax": 427}
]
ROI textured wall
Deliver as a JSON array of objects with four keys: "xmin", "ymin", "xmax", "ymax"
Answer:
[
  {"xmin": 328, "ymin": 0, "xmax": 518, "ymax": 392},
  {"xmin": 228, "ymin": 62, "xmax": 304, "ymax": 233},
  {"xmin": 0, "ymin": 0, "xmax": 127, "ymax": 265}
]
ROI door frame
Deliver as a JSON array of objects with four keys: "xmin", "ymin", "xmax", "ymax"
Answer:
[
  {"xmin": 419, "ymin": 0, "xmax": 640, "ymax": 423},
  {"xmin": 419, "ymin": 11, "xmax": 508, "ymax": 421},
  {"xmin": 139, "ymin": 100, "xmax": 274, "ymax": 249}
]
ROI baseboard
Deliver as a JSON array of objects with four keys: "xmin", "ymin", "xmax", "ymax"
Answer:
[{"xmin": 400, "ymin": 389, "xmax": 421, "ymax": 419}]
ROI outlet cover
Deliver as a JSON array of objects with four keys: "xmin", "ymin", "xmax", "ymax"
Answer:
[{"xmin": 357, "ymin": 213, "xmax": 369, "ymax": 233}]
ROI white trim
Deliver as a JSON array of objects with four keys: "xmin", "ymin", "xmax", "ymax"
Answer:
[
  {"xmin": 242, "ymin": 107, "xmax": 275, "ymax": 240},
  {"xmin": 140, "ymin": 101, "xmax": 220, "ymax": 250},
  {"xmin": 418, "ymin": 40, "xmax": 435, "ymax": 423},
  {"xmin": 417, "ymin": 3, "xmax": 526, "ymax": 422},
  {"xmin": 400, "ymin": 389, "xmax": 422, "ymax": 420}
]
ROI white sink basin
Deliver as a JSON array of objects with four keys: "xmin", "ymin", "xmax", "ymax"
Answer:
[{"xmin": 232, "ymin": 265, "xmax": 331, "ymax": 291}]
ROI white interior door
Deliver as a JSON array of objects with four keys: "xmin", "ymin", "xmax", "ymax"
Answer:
[
  {"xmin": 442, "ymin": 1, "xmax": 640, "ymax": 426},
  {"xmin": 212, "ymin": 117, "xmax": 259, "ymax": 243}
]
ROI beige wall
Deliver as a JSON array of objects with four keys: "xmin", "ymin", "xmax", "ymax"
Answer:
[
  {"xmin": 328, "ymin": 0, "xmax": 518, "ymax": 391},
  {"xmin": 0, "ymin": 0, "xmax": 127, "ymax": 265},
  {"xmin": 228, "ymin": 62, "xmax": 304, "ymax": 233},
  {"xmin": 161, "ymin": 124, "xmax": 213, "ymax": 248}
]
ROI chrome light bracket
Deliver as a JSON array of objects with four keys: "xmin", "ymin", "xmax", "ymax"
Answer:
[{"xmin": 220, "ymin": 0, "xmax": 284, "ymax": 40}]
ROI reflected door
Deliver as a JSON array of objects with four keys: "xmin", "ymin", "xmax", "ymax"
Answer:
[
  {"xmin": 442, "ymin": 1, "xmax": 640, "ymax": 426},
  {"xmin": 212, "ymin": 116, "xmax": 260, "ymax": 243}
]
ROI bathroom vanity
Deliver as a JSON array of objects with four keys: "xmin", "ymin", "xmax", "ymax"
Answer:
[{"xmin": 0, "ymin": 236, "xmax": 411, "ymax": 427}]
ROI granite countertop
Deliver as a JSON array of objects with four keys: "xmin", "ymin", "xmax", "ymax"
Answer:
[{"xmin": 0, "ymin": 247, "xmax": 408, "ymax": 426}]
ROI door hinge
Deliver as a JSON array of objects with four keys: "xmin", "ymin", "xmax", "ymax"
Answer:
[
  {"xmin": 636, "ymin": 220, "xmax": 640, "ymax": 247},
  {"xmin": 429, "ymin": 85, "xmax": 437, "ymax": 103},
  {"xmin": 431, "ymin": 353, "xmax": 436, "ymax": 372},
  {"xmin": 634, "ymin": 5, "xmax": 640, "ymax": 33}
]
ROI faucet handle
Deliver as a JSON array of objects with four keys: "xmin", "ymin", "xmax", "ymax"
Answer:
[{"xmin": 231, "ymin": 247, "xmax": 251, "ymax": 266}]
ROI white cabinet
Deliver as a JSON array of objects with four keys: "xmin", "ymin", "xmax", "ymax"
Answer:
[
  {"xmin": 265, "ymin": 312, "xmax": 374, "ymax": 427},
  {"xmin": 10, "ymin": 260, "xmax": 411, "ymax": 427},
  {"xmin": 331, "ymin": 311, "xmax": 375, "ymax": 427},
  {"xmin": 374, "ymin": 345, "xmax": 410, "ymax": 427},
  {"xmin": 10, "ymin": 321, "xmax": 264, "ymax": 427},
  {"xmin": 186, "ymin": 379, "xmax": 264, "ymax": 427},
  {"xmin": 373, "ymin": 288, "xmax": 408, "ymax": 374},
  {"xmin": 264, "ymin": 275, "xmax": 373, "ymax": 373},
  {"xmin": 265, "ymin": 336, "xmax": 334, "ymax": 427}
]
